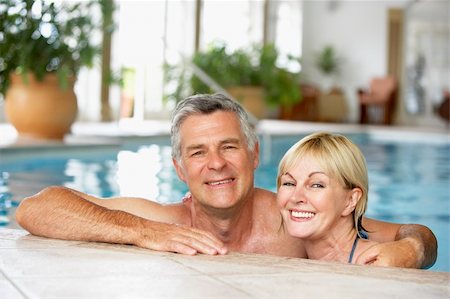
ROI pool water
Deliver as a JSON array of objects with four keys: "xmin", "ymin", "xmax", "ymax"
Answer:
[{"xmin": 1, "ymin": 133, "xmax": 449, "ymax": 272}]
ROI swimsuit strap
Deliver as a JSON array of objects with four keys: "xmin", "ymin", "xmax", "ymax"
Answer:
[{"xmin": 348, "ymin": 237, "xmax": 359, "ymax": 264}]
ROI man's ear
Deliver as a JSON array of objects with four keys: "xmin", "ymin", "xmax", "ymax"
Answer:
[
  {"xmin": 172, "ymin": 158, "xmax": 186, "ymax": 182},
  {"xmin": 342, "ymin": 188, "xmax": 362, "ymax": 217},
  {"xmin": 253, "ymin": 141, "xmax": 260, "ymax": 169}
]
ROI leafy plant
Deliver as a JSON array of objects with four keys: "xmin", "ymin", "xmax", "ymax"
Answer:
[
  {"xmin": 0, "ymin": 0, "xmax": 114, "ymax": 96},
  {"xmin": 164, "ymin": 41, "xmax": 301, "ymax": 108},
  {"xmin": 316, "ymin": 45, "xmax": 340, "ymax": 76}
]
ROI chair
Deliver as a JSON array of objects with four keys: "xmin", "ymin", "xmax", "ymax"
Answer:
[
  {"xmin": 437, "ymin": 89, "xmax": 449, "ymax": 125},
  {"xmin": 278, "ymin": 83, "xmax": 320, "ymax": 121},
  {"xmin": 358, "ymin": 76, "xmax": 397, "ymax": 125}
]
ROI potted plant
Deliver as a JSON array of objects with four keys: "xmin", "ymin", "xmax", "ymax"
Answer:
[
  {"xmin": 315, "ymin": 45, "xmax": 347, "ymax": 122},
  {"xmin": 0, "ymin": 0, "xmax": 111, "ymax": 139},
  {"xmin": 164, "ymin": 41, "xmax": 301, "ymax": 119},
  {"xmin": 315, "ymin": 45, "xmax": 341, "ymax": 91}
]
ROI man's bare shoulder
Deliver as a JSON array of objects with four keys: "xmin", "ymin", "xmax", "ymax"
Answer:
[
  {"xmin": 152, "ymin": 202, "xmax": 192, "ymax": 226},
  {"xmin": 252, "ymin": 188, "xmax": 280, "ymax": 223},
  {"xmin": 253, "ymin": 188, "xmax": 277, "ymax": 205}
]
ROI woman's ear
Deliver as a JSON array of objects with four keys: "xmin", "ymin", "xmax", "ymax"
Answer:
[{"xmin": 342, "ymin": 188, "xmax": 362, "ymax": 217}]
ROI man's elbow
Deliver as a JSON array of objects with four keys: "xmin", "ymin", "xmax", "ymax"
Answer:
[
  {"xmin": 417, "ymin": 224, "xmax": 438, "ymax": 269},
  {"xmin": 398, "ymin": 223, "xmax": 438, "ymax": 269},
  {"xmin": 15, "ymin": 186, "xmax": 60, "ymax": 231}
]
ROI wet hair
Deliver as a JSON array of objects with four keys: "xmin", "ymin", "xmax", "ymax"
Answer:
[
  {"xmin": 170, "ymin": 93, "xmax": 258, "ymax": 162},
  {"xmin": 277, "ymin": 132, "xmax": 369, "ymax": 237}
]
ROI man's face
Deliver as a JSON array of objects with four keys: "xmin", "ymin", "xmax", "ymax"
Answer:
[{"xmin": 173, "ymin": 111, "xmax": 259, "ymax": 210}]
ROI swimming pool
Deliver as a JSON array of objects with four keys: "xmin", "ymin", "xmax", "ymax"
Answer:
[{"xmin": 1, "ymin": 132, "xmax": 449, "ymax": 272}]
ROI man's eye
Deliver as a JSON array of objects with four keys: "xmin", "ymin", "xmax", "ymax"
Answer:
[
  {"xmin": 191, "ymin": 151, "xmax": 203, "ymax": 157},
  {"xmin": 223, "ymin": 145, "xmax": 237, "ymax": 150}
]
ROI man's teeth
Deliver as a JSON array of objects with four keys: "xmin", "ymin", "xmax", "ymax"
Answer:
[
  {"xmin": 291, "ymin": 211, "xmax": 315, "ymax": 218},
  {"xmin": 208, "ymin": 179, "xmax": 233, "ymax": 186}
]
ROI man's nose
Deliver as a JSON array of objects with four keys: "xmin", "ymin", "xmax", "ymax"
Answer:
[{"xmin": 206, "ymin": 150, "xmax": 226, "ymax": 170}]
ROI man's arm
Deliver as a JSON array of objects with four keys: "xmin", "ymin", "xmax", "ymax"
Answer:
[
  {"xmin": 16, "ymin": 186, "xmax": 226, "ymax": 255},
  {"xmin": 359, "ymin": 217, "xmax": 437, "ymax": 269}
]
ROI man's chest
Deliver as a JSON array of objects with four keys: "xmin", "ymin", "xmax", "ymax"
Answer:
[{"xmin": 236, "ymin": 231, "xmax": 305, "ymax": 258}]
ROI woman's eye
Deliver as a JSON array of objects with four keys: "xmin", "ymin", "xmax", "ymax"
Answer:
[
  {"xmin": 311, "ymin": 183, "xmax": 324, "ymax": 188},
  {"xmin": 282, "ymin": 182, "xmax": 295, "ymax": 187}
]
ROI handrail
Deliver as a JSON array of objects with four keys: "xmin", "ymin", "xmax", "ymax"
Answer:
[{"xmin": 178, "ymin": 56, "xmax": 259, "ymax": 126}]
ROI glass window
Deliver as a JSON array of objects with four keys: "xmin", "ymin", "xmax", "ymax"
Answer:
[{"xmin": 76, "ymin": 0, "xmax": 303, "ymax": 121}]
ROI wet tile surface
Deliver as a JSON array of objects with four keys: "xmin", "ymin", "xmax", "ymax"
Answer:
[{"xmin": 0, "ymin": 228, "xmax": 449, "ymax": 298}]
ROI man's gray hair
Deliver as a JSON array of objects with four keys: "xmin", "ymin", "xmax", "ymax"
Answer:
[{"xmin": 171, "ymin": 93, "xmax": 258, "ymax": 161}]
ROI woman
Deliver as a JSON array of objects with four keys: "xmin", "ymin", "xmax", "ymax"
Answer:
[{"xmin": 277, "ymin": 132, "xmax": 378, "ymax": 264}]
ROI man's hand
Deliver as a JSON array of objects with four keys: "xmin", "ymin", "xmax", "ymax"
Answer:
[
  {"xmin": 135, "ymin": 221, "xmax": 228, "ymax": 255},
  {"xmin": 16, "ymin": 186, "xmax": 228, "ymax": 256},
  {"xmin": 362, "ymin": 219, "xmax": 437, "ymax": 269},
  {"xmin": 356, "ymin": 238, "xmax": 422, "ymax": 268}
]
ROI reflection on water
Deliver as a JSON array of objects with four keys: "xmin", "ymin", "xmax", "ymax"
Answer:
[
  {"xmin": 0, "ymin": 172, "xmax": 13, "ymax": 226},
  {"xmin": 117, "ymin": 146, "xmax": 162, "ymax": 199}
]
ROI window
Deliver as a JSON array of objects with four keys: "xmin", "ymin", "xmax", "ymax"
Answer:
[{"xmin": 76, "ymin": 0, "xmax": 303, "ymax": 121}]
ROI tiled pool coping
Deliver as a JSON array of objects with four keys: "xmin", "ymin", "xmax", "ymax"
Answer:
[
  {"xmin": 0, "ymin": 228, "xmax": 449, "ymax": 299},
  {"xmin": 1, "ymin": 120, "xmax": 449, "ymax": 149}
]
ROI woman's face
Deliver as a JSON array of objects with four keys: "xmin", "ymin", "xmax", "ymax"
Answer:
[{"xmin": 277, "ymin": 154, "xmax": 357, "ymax": 240}]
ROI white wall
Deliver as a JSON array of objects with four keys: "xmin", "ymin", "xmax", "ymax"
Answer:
[{"xmin": 301, "ymin": 0, "xmax": 410, "ymax": 123}]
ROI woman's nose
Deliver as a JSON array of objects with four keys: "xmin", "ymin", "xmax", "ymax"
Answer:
[{"xmin": 291, "ymin": 186, "xmax": 307, "ymax": 204}]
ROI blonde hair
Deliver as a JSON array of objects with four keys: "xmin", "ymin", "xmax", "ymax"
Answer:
[{"xmin": 277, "ymin": 132, "xmax": 369, "ymax": 237}]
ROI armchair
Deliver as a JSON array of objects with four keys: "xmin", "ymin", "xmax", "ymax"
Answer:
[{"xmin": 358, "ymin": 76, "xmax": 397, "ymax": 125}]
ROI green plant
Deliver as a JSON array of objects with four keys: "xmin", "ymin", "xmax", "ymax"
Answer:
[
  {"xmin": 164, "ymin": 41, "xmax": 301, "ymax": 108},
  {"xmin": 0, "ymin": 0, "xmax": 113, "ymax": 96},
  {"xmin": 316, "ymin": 45, "xmax": 340, "ymax": 76}
]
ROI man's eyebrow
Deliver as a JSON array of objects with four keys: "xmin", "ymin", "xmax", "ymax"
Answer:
[
  {"xmin": 184, "ymin": 138, "xmax": 242, "ymax": 152},
  {"xmin": 185, "ymin": 144, "xmax": 204, "ymax": 152},
  {"xmin": 221, "ymin": 138, "xmax": 241, "ymax": 144}
]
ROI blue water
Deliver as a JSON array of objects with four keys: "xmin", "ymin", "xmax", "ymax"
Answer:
[{"xmin": 0, "ymin": 133, "xmax": 449, "ymax": 272}]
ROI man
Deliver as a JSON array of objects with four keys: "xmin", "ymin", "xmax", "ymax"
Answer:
[{"xmin": 16, "ymin": 94, "xmax": 437, "ymax": 268}]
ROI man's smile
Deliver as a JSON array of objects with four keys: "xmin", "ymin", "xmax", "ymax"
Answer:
[{"xmin": 206, "ymin": 178, "xmax": 235, "ymax": 186}]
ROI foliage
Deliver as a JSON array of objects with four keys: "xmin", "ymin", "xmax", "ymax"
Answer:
[
  {"xmin": 164, "ymin": 41, "xmax": 301, "ymax": 108},
  {"xmin": 0, "ymin": 0, "xmax": 114, "ymax": 96},
  {"xmin": 315, "ymin": 45, "xmax": 341, "ymax": 76}
]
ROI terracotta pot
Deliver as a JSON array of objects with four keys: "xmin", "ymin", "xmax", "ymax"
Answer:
[
  {"xmin": 5, "ymin": 73, "xmax": 78, "ymax": 139},
  {"xmin": 227, "ymin": 86, "xmax": 266, "ymax": 119}
]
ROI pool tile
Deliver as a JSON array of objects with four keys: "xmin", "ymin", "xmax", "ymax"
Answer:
[
  {"xmin": 10, "ymin": 275, "xmax": 251, "ymax": 299},
  {"xmin": 1, "ymin": 228, "xmax": 449, "ymax": 298},
  {"xmin": 168, "ymin": 251, "xmax": 299, "ymax": 275},
  {"xmin": 0, "ymin": 246, "xmax": 198, "ymax": 278},
  {"xmin": 0, "ymin": 232, "xmax": 82, "ymax": 249},
  {"xmin": 0, "ymin": 272, "xmax": 26, "ymax": 299},
  {"xmin": 217, "ymin": 272, "xmax": 450, "ymax": 298}
]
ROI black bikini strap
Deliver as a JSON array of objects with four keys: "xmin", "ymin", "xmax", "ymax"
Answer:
[{"xmin": 348, "ymin": 237, "xmax": 359, "ymax": 264}]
